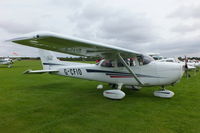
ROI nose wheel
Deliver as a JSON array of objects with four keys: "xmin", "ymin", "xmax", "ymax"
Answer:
[{"xmin": 154, "ymin": 86, "xmax": 174, "ymax": 98}]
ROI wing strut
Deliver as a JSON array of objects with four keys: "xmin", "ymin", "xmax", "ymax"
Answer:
[{"xmin": 118, "ymin": 53, "xmax": 144, "ymax": 86}]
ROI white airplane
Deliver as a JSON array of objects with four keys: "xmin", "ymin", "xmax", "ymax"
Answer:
[
  {"xmin": 0, "ymin": 52, "xmax": 20, "ymax": 68},
  {"xmin": 0, "ymin": 57, "xmax": 14, "ymax": 68},
  {"xmin": 159, "ymin": 58, "xmax": 196, "ymax": 70},
  {"xmin": 9, "ymin": 31, "xmax": 185, "ymax": 100},
  {"xmin": 188, "ymin": 59, "xmax": 200, "ymax": 68},
  {"xmin": 149, "ymin": 53, "xmax": 196, "ymax": 70}
]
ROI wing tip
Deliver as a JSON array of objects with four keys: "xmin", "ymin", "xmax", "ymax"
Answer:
[{"xmin": 7, "ymin": 31, "xmax": 57, "ymax": 42}]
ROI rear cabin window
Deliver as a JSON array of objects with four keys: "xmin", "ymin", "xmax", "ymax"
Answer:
[{"xmin": 166, "ymin": 60, "xmax": 174, "ymax": 62}]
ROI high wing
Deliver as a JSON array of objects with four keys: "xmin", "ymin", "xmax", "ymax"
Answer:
[{"xmin": 9, "ymin": 31, "xmax": 142, "ymax": 58}]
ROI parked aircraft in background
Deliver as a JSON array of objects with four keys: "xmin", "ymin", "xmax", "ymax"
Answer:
[
  {"xmin": 149, "ymin": 53, "xmax": 197, "ymax": 70},
  {"xmin": 9, "ymin": 31, "xmax": 185, "ymax": 99},
  {"xmin": 0, "ymin": 52, "xmax": 20, "ymax": 68},
  {"xmin": 158, "ymin": 58, "xmax": 196, "ymax": 70},
  {"xmin": 188, "ymin": 59, "xmax": 200, "ymax": 68},
  {"xmin": 0, "ymin": 57, "xmax": 13, "ymax": 68}
]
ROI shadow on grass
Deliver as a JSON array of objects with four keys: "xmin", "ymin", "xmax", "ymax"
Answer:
[
  {"xmin": 24, "ymin": 80, "xmax": 170, "ymax": 101},
  {"xmin": 0, "ymin": 65, "xmax": 32, "ymax": 69},
  {"xmin": 27, "ymin": 82, "xmax": 77, "ymax": 92},
  {"xmin": 0, "ymin": 66, "xmax": 11, "ymax": 68}
]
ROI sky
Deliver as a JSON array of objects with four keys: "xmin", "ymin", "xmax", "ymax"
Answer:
[{"xmin": 0, "ymin": 0, "xmax": 200, "ymax": 57}]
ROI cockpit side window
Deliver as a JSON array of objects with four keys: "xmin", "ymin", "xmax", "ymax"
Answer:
[
  {"xmin": 117, "ymin": 58, "xmax": 137, "ymax": 67},
  {"xmin": 100, "ymin": 55, "xmax": 154, "ymax": 68},
  {"xmin": 101, "ymin": 60, "xmax": 115, "ymax": 67},
  {"xmin": 137, "ymin": 56, "xmax": 143, "ymax": 65}
]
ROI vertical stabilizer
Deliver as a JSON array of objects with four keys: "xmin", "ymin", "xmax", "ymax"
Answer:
[{"xmin": 38, "ymin": 49, "xmax": 61, "ymax": 70}]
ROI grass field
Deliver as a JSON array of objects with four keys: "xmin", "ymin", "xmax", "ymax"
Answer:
[{"xmin": 0, "ymin": 60, "xmax": 200, "ymax": 133}]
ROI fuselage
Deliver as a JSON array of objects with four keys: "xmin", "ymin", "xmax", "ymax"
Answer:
[{"xmin": 47, "ymin": 60, "xmax": 184, "ymax": 87}]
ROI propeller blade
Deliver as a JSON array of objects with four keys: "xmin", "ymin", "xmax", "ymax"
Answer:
[{"xmin": 184, "ymin": 56, "xmax": 190, "ymax": 78}]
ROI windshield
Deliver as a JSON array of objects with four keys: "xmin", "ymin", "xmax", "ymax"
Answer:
[
  {"xmin": 152, "ymin": 56, "xmax": 163, "ymax": 60},
  {"xmin": 138, "ymin": 55, "xmax": 154, "ymax": 65}
]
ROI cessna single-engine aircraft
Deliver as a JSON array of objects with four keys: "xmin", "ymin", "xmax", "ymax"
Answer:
[
  {"xmin": 9, "ymin": 31, "xmax": 185, "ymax": 99},
  {"xmin": 0, "ymin": 57, "xmax": 14, "ymax": 68},
  {"xmin": 0, "ymin": 52, "xmax": 20, "ymax": 68}
]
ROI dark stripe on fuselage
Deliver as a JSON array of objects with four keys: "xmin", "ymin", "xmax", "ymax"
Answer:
[
  {"xmin": 43, "ymin": 63, "xmax": 64, "ymax": 66},
  {"xmin": 86, "ymin": 69, "xmax": 128, "ymax": 74},
  {"xmin": 86, "ymin": 69, "xmax": 163, "ymax": 78}
]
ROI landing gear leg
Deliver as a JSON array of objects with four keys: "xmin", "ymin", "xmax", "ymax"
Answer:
[
  {"xmin": 160, "ymin": 85, "xmax": 165, "ymax": 91},
  {"xmin": 109, "ymin": 83, "xmax": 117, "ymax": 89},
  {"xmin": 153, "ymin": 86, "xmax": 175, "ymax": 98},
  {"xmin": 124, "ymin": 85, "xmax": 141, "ymax": 91},
  {"xmin": 109, "ymin": 83, "xmax": 123, "ymax": 90},
  {"xmin": 117, "ymin": 83, "xmax": 123, "ymax": 90}
]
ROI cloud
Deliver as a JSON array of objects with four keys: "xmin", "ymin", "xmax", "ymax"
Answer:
[
  {"xmin": 169, "ymin": 5, "xmax": 200, "ymax": 19},
  {"xmin": 68, "ymin": 3, "xmax": 157, "ymax": 51},
  {"xmin": 98, "ymin": 13, "xmax": 155, "ymax": 43},
  {"xmin": 168, "ymin": 4, "xmax": 200, "ymax": 50},
  {"xmin": 171, "ymin": 22, "xmax": 200, "ymax": 33},
  {"xmin": 146, "ymin": 37, "xmax": 200, "ymax": 56},
  {"xmin": 0, "ymin": 20, "xmax": 41, "ymax": 34},
  {"xmin": 0, "ymin": 0, "xmax": 200, "ymax": 57}
]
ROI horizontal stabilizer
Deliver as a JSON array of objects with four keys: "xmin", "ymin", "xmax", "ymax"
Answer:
[{"xmin": 23, "ymin": 69, "xmax": 59, "ymax": 74}]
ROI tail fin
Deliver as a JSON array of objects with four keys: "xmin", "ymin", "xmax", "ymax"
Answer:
[{"xmin": 38, "ymin": 49, "xmax": 61, "ymax": 70}]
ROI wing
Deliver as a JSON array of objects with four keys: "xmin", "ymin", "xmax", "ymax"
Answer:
[{"xmin": 9, "ymin": 31, "xmax": 142, "ymax": 58}]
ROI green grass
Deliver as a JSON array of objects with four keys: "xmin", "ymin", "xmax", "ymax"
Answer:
[{"xmin": 0, "ymin": 60, "xmax": 199, "ymax": 133}]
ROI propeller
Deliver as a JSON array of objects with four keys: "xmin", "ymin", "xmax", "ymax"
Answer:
[{"xmin": 184, "ymin": 56, "xmax": 190, "ymax": 78}]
